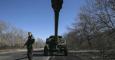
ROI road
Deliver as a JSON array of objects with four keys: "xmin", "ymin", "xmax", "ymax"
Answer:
[
  {"xmin": 49, "ymin": 50, "xmax": 99, "ymax": 60},
  {"xmin": 0, "ymin": 49, "xmax": 50, "ymax": 60},
  {"xmin": 0, "ymin": 50, "xmax": 83, "ymax": 60},
  {"xmin": 0, "ymin": 49, "xmax": 91, "ymax": 60},
  {"xmin": 0, "ymin": 49, "xmax": 114, "ymax": 60}
]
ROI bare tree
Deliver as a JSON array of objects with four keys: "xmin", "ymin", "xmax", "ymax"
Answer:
[
  {"xmin": 0, "ymin": 20, "xmax": 44, "ymax": 49},
  {"xmin": 65, "ymin": 0, "xmax": 115, "ymax": 50}
]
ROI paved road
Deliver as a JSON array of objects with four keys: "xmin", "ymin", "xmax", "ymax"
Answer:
[
  {"xmin": 0, "ymin": 49, "xmax": 95, "ymax": 60},
  {"xmin": 49, "ymin": 51, "xmax": 95, "ymax": 60},
  {"xmin": 49, "ymin": 56, "xmax": 82, "ymax": 60},
  {"xmin": 0, "ymin": 50, "xmax": 84, "ymax": 60},
  {"xmin": 0, "ymin": 50, "xmax": 50, "ymax": 60},
  {"xmin": 0, "ymin": 49, "xmax": 113, "ymax": 60}
]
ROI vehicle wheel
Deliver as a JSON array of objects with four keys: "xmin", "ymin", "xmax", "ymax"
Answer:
[
  {"xmin": 49, "ymin": 50, "xmax": 53, "ymax": 56},
  {"xmin": 44, "ymin": 46, "xmax": 48, "ymax": 56},
  {"xmin": 64, "ymin": 48, "xmax": 68, "ymax": 56}
]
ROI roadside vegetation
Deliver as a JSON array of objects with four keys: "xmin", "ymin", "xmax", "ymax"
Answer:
[
  {"xmin": 0, "ymin": 20, "xmax": 44, "ymax": 49},
  {"xmin": 64, "ymin": 0, "xmax": 115, "ymax": 59},
  {"xmin": 65, "ymin": 0, "xmax": 115, "ymax": 50}
]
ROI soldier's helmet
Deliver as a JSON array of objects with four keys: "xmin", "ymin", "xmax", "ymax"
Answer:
[{"xmin": 28, "ymin": 32, "xmax": 32, "ymax": 36}]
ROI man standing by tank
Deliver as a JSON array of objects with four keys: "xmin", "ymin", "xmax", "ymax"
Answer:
[{"xmin": 24, "ymin": 32, "xmax": 35, "ymax": 60}]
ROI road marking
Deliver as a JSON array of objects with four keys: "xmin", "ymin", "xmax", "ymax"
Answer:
[
  {"xmin": 48, "ymin": 56, "xmax": 55, "ymax": 60},
  {"xmin": 46, "ymin": 56, "xmax": 51, "ymax": 60}
]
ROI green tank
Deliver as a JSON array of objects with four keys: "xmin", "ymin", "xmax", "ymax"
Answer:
[{"xmin": 44, "ymin": 35, "xmax": 68, "ymax": 56}]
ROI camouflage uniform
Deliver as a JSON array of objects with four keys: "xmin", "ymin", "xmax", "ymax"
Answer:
[{"xmin": 24, "ymin": 34, "xmax": 35, "ymax": 60}]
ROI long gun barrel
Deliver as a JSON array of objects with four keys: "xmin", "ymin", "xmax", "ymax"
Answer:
[{"xmin": 51, "ymin": 0, "xmax": 63, "ymax": 41}]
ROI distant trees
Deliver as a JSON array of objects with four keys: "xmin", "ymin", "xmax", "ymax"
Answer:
[
  {"xmin": 65, "ymin": 0, "xmax": 115, "ymax": 50},
  {"xmin": 33, "ymin": 38, "xmax": 44, "ymax": 48},
  {"xmin": 0, "ymin": 20, "xmax": 44, "ymax": 49}
]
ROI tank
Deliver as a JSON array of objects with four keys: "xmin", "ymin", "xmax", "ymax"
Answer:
[{"xmin": 44, "ymin": 35, "xmax": 68, "ymax": 56}]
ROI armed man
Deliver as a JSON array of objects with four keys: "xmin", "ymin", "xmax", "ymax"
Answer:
[{"xmin": 24, "ymin": 32, "xmax": 35, "ymax": 60}]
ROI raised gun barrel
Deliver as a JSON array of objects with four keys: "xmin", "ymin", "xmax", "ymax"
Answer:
[{"xmin": 51, "ymin": 0, "xmax": 63, "ymax": 41}]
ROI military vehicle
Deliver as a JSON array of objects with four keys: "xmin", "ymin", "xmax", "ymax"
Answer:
[
  {"xmin": 44, "ymin": 0, "xmax": 67, "ymax": 56},
  {"xmin": 44, "ymin": 35, "xmax": 68, "ymax": 56}
]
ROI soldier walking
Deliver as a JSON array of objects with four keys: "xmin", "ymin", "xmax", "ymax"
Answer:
[{"xmin": 24, "ymin": 32, "xmax": 35, "ymax": 60}]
